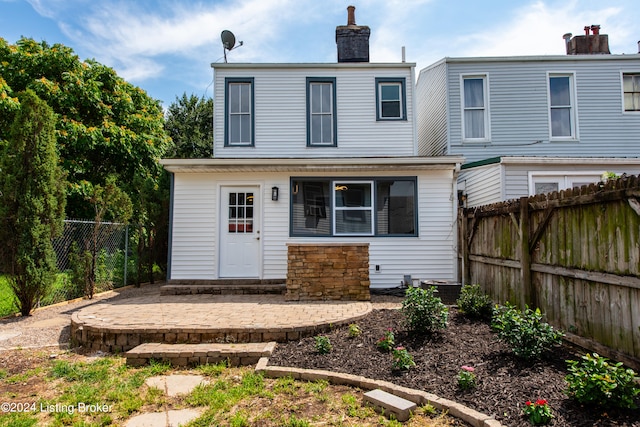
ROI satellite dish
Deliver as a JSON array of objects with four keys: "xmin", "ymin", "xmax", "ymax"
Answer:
[{"xmin": 221, "ymin": 30, "xmax": 236, "ymax": 50}]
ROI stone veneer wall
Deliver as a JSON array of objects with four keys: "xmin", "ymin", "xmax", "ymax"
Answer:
[{"xmin": 285, "ymin": 243, "xmax": 370, "ymax": 301}]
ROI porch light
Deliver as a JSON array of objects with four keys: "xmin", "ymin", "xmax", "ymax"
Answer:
[{"xmin": 271, "ymin": 186, "xmax": 279, "ymax": 201}]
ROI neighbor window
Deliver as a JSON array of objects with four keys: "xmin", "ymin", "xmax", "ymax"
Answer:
[
  {"xmin": 461, "ymin": 75, "xmax": 489, "ymax": 141},
  {"xmin": 529, "ymin": 173, "xmax": 602, "ymax": 196},
  {"xmin": 376, "ymin": 78, "xmax": 406, "ymax": 120},
  {"xmin": 548, "ymin": 73, "xmax": 576, "ymax": 139},
  {"xmin": 623, "ymin": 73, "xmax": 640, "ymax": 112},
  {"xmin": 307, "ymin": 77, "xmax": 337, "ymax": 146},
  {"xmin": 290, "ymin": 177, "xmax": 417, "ymax": 237},
  {"xmin": 225, "ymin": 78, "xmax": 254, "ymax": 146}
]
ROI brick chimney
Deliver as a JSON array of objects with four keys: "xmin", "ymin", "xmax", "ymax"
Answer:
[
  {"xmin": 564, "ymin": 25, "xmax": 611, "ymax": 54},
  {"xmin": 335, "ymin": 5, "xmax": 370, "ymax": 62}
]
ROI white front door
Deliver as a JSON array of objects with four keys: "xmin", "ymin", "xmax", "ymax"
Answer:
[{"xmin": 219, "ymin": 186, "xmax": 260, "ymax": 278}]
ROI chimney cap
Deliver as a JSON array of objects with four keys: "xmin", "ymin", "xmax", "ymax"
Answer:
[{"xmin": 347, "ymin": 5, "xmax": 356, "ymax": 26}]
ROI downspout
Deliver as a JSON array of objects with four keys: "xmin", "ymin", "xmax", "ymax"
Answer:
[
  {"xmin": 452, "ymin": 162, "xmax": 462, "ymax": 285},
  {"xmin": 166, "ymin": 172, "xmax": 175, "ymax": 280}
]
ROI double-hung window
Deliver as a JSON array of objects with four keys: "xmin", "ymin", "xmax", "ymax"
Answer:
[
  {"xmin": 461, "ymin": 75, "xmax": 489, "ymax": 141},
  {"xmin": 290, "ymin": 177, "xmax": 417, "ymax": 237},
  {"xmin": 623, "ymin": 73, "xmax": 640, "ymax": 112},
  {"xmin": 307, "ymin": 77, "xmax": 337, "ymax": 146},
  {"xmin": 225, "ymin": 78, "xmax": 254, "ymax": 146},
  {"xmin": 548, "ymin": 73, "xmax": 577, "ymax": 140},
  {"xmin": 376, "ymin": 78, "xmax": 406, "ymax": 120}
]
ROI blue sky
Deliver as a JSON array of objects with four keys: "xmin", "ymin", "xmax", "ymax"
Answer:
[{"xmin": 1, "ymin": 0, "xmax": 639, "ymax": 108}]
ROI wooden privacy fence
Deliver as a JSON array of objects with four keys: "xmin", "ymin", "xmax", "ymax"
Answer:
[{"xmin": 459, "ymin": 175, "xmax": 640, "ymax": 369}]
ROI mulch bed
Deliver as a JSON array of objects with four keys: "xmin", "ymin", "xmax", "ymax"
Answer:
[{"xmin": 269, "ymin": 307, "xmax": 640, "ymax": 426}]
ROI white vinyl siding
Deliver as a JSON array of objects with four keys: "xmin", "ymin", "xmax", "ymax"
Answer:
[
  {"xmin": 168, "ymin": 168, "xmax": 458, "ymax": 287},
  {"xmin": 170, "ymin": 174, "xmax": 217, "ymax": 279},
  {"xmin": 416, "ymin": 60, "xmax": 448, "ymax": 156},
  {"xmin": 458, "ymin": 164, "xmax": 503, "ymax": 207},
  {"xmin": 213, "ymin": 65, "xmax": 415, "ymax": 158}
]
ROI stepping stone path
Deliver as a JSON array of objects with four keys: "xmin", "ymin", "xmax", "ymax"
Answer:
[{"xmin": 124, "ymin": 374, "xmax": 209, "ymax": 427}]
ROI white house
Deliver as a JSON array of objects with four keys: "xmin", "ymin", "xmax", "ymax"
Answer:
[
  {"xmin": 161, "ymin": 7, "xmax": 463, "ymax": 289},
  {"xmin": 416, "ymin": 28, "xmax": 640, "ymax": 207}
]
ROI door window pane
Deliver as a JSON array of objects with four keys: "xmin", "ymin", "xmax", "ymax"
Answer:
[{"xmin": 228, "ymin": 192, "xmax": 254, "ymax": 233}]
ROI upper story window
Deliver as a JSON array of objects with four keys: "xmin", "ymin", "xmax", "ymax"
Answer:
[
  {"xmin": 623, "ymin": 73, "xmax": 640, "ymax": 112},
  {"xmin": 225, "ymin": 78, "xmax": 254, "ymax": 146},
  {"xmin": 290, "ymin": 177, "xmax": 417, "ymax": 237},
  {"xmin": 306, "ymin": 77, "xmax": 337, "ymax": 147},
  {"xmin": 376, "ymin": 78, "xmax": 407, "ymax": 120},
  {"xmin": 461, "ymin": 74, "xmax": 489, "ymax": 141},
  {"xmin": 548, "ymin": 73, "xmax": 577, "ymax": 140}
]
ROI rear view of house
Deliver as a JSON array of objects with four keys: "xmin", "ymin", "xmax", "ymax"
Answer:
[{"xmin": 162, "ymin": 7, "xmax": 462, "ymax": 291}]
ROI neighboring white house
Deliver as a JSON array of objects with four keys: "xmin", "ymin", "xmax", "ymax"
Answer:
[
  {"xmin": 161, "ymin": 8, "xmax": 463, "ymax": 288},
  {"xmin": 416, "ymin": 29, "xmax": 640, "ymax": 206}
]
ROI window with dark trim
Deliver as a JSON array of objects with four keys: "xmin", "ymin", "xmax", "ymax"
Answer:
[
  {"xmin": 225, "ymin": 77, "xmax": 254, "ymax": 146},
  {"xmin": 290, "ymin": 177, "xmax": 417, "ymax": 237},
  {"xmin": 306, "ymin": 77, "xmax": 337, "ymax": 146},
  {"xmin": 375, "ymin": 78, "xmax": 406, "ymax": 120}
]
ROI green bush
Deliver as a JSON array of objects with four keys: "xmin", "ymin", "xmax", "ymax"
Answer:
[
  {"xmin": 565, "ymin": 353, "xmax": 640, "ymax": 409},
  {"xmin": 314, "ymin": 335, "xmax": 332, "ymax": 355},
  {"xmin": 491, "ymin": 303, "xmax": 564, "ymax": 359},
  {"xmin": 456, "ymin": 284, "xmax": 493, "ymax": 319},
  {"xmin": 401, "ymin": 286, "xmax": 448, "ymax": 334}
]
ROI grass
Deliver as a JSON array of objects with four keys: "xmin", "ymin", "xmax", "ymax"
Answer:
[
  {"xmin": 0, "ymin": 276, "xmax": 16, "ymax": 317},
  {"xmin": 0, "ymin": 351, "xmax": 458, "ymax": 427},
  {"xmin": 0, "ymin": 274, "xmax": 76, "ymax": 318}
]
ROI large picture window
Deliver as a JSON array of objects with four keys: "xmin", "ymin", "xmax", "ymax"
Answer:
[
  {"xmin": 290, "ymin": 177, "xmax": 417, "ymax": 237},
  {"xmin": 225, "ymin": 78, "xmax": 254, "ymax": 146},
  {"xmin": 306, "ymin": 77, "xmax": 337, "ymax": 146}
]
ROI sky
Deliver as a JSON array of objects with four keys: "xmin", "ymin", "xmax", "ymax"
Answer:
[{"xmin": 1, "ymin": 0, "xmax": 639, "ymax": 108}]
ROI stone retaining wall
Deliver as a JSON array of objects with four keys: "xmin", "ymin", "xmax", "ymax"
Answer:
[{"xmin": 285, "ymin": 243, "xmax": 370, "ymax": 301}]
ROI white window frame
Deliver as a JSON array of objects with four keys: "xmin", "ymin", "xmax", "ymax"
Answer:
[
  {"xmin": 332, "ymin": 180, "xmax": 374, "ymax": 236},
  {"xmin": 460, "ymin": 73, "xmax": 490, "ymax": 143},
  {"xmin": 621, "ymin": 71, "xmax": 640, "ymax": 114},
  {"xmin": 547, "ymin": 72, "xmax": 578, "ymax": 141},
  {"xmin": 528, "ymin": 171, "xmax": 603, "ymax": 196}
]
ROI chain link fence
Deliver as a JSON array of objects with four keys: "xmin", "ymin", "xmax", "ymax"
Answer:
[{"xmin": 43, "ymin": 219, "xmax": 132, "ymax": 306}]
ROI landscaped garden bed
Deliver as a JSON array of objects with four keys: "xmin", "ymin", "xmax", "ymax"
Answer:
[{"xmin": 269, "ymin": 304, "xmax": 640, "ymax": 426}]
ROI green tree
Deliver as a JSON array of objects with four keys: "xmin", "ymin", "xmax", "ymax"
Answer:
[
  {"xmin": 164, "ymin": 93, "xmax": 213, "ymax": 158},
  {"xmin": 0, "ymin": 37, "xmax": 171, "ymax": 221},
  {"xmin": 0, "ymin": 90, "xmax": 66, "ymax": 315}
]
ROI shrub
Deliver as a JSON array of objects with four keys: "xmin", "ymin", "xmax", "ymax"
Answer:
[
  {"xmin": 491, "ymin": 303, "xmax": 564, "ymax": 359},
  {"xmin": 456, "ymin": 284, "xmax": 493, "ymax": 319},
  {"xmin": 348, "ymin": 323, "xmax": 361, "ymax": 338},
  {"xmin": 314, "ymin": 335, "xmax": 332, "ymax": 355},
  {"xmin": 457, "ymin": 366, "xmax": 477, "ymax": 390},
  {"xmin": 401, "ymin": 286, "xmax": 448, "ymax": 334},
  {"xmin": 376, "ymin": 329, "xmax": 395, "ymax": 352},
  {"xmin": 391, "ymin": 347, "xmax": 416, "ymax": 371},
  {"xmin": 565, "ymin": 353, "xmax": 640, "ymax": 409}
]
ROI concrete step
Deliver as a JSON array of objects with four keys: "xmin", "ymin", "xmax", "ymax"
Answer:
[
  {"xmin": 160, "ymin": 282, "xmax": 286, "ymax": 296},
  {"xmin": 364, "ymin": 388, "xmax": 417, "ymax": 422},
  {"xmin": 125, "ymin": 342, "xmax": 276, "ymax": 367}
]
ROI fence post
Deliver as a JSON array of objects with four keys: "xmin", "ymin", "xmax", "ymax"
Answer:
[
  {"xmin": 519, "ymin": 197, "xmax": 533, "ymax": 309},
  {"xmin": 123, "ymin": 224, "xmax": 129, "ymax": 287},
  {"xmin": 460, "ymin": 207, "xmax": 469, "ymax": 286}
]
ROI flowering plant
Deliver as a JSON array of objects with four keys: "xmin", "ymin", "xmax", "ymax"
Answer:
[
  {"xmin": 376, "ymin": 328, "xmax": 395, "ymax": 352},
  {"xmin": 457, "ymin": 365, "xmax": 477, "ymax": 390},
  {"xmin": 391, "ymin": 347, "xmax": 416, "ymax": 371},
  {"xmin": 522, "ymin": 399, "xmax": 553, "ymax": 425}
]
